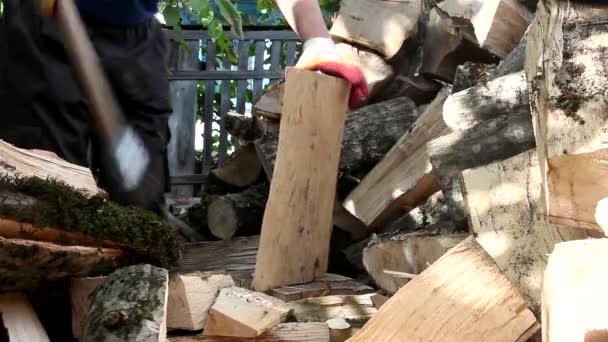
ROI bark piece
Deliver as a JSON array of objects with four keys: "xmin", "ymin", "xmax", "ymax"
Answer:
[
  {"xmin": 329, "ymin": 0, "xmax": 423, "ymax": 58},
  {"xmin": 461, "ymin": 150, "xmax": 594, "ymax": 316},
  {"xmin": 381, "ymin": 191, "xmax": 450, "ymax": 234},
  {"xmin": 420, "ymin": 0, "xmax": 531, "ymax": 81},
  {"xmin": 269, "ymin": 273, "xmax": 374, "ymax": 302},
  {"xmin": 167, "ymin": 322, "xmax": 330, "ymax": 342},
  {"xmin": 343, "ymin": 89, "xmax": 450, "ymax": 228},
  {"xmin": 362, "ymin": 231, "xmax": 467, "ymax": 294},
  {"xmin": 70, "ymin": 277, "xmax": 105, "ymax": 339},
  {"xmin": 171, "ymin": 236, "xmax": 259, "ymax": 287},
  {"xmin": 443, "ymin": 70, "xmax": 529, "ymax": 130},
  {"xmin": 166, "ymin": 272, "xmax": 235, "ymax": 331},
  {"xmin": 0, "ymin": 140, "xmax": 99, "ymax": 196},
  {"xmin": 207, "ymin": 183, "xmax": 268, "ymax": 240},
  {"xmin": 365, "ymin": 75, "xmax": 441, "ymax": 106},
  {"xmin": 525, "ymin": 0, "xmax": 608, "ymax": 231},
  {"xmin": 348, "ymin": 236, "xmax": 539, "ymax": 342},
  {"xmin": 210, "ymin": 143, "xmax": 262, "ymax": 188},
  {"xmin": 543, "ymin": 239, "xmax": 608, "ymax": 342},
  {"xmin": 204, "ymin": 286, "xmax": 290, "ymax": 338},
  {"xmin": 252, "ymin": 69, "xmax": 350, "ymax": 291},
  {"xmin": 0, "ymin": 292, "xmax": 50, "ymax": 342},
  {"xmin": 0, "ymin": 236, "xmax": 121, "ymax": 292},
  {"xmin": 246, "ymin": 96, "xmax": 419, "ymax": 180},
  {"xmin": 286, "ymin": 294, "xmax": 377, "ymax": 323},
  {"xmin": 81, "ymin": 264, "xmax": 169, "ymax": 342},
  {"xmin": 452, "ymin": 62, "xmax": 497, "ymax": 92}
]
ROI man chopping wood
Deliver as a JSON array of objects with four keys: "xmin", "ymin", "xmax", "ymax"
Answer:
[{"xmin": 0, "ymin": 0, "xmax": 368, "ymax": 215}]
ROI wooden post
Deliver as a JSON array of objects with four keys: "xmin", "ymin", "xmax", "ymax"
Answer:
[
  {"xmin": 252, "ymin": 68, "xmax": 350, "ymax": 292},
  {"xmin": 543, "ymin": 239, "xmax": 608, "ymax": 342},
  {"xmin": 525, "ymin": 0, "xmax": 608, "ymax": 231},
  {"xmin": 168, "ymin": 40, "xmax": 199, "ymax": 198}
]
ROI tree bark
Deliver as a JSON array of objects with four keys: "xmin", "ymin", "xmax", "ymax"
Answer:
[
  {"xmin": 82, "ymin": 264, "xmax": 169, "ymax": 342},
  {"xmin": 207, "ymin": 183, "xmax": 268, "ymax": 240}
]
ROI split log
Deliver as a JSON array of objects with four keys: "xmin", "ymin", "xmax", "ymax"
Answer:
[
  {"xmin": 269, "ymin": 273, "xmax": 374, "ymax": 302},
  {"xmin": 329, "ymin": 0, "xmax": 423, "ymax": 59},
  {"xmin": 166, "ymin": 272, "xmax": 235, "ymax": 331},
  {"xmin": 253, "ymin": 84, "xmax": 283, "ymax": 120},
  {"xmin": 452, "ymin": 62, "xmax": 497, "ymax": 92},
  {"xmin": 326, "ymin": 317, "xmax": 359, "ymax": 342},
  {"xmin": 207, "ymin": 183, "xmax": 268, "ymax": 240},
  {"xmin": 167, "ymin": 323, "xmax": 330, "ymax": 342},
  {"xmin": 252, "ymin": 69, "xmax": 350, "ymax": 292},
  {"xmin": 0, "ymin": 140, "xmax": 100, "ymax": 196},
  {"xmin": 347, "ymin": 236, "xmax": 539, "ymax": 342},
  {"xmin": 286, "ymin": 294, "xmax": 377, "ymax": 323},
  {"xmin": 332, "ymin": 197, "xmax": 367, "ymax": 240},
  {"xmin": 0, "ymin": 236, "xmax": 121, "ymax": 292},
  {"xmin": 365, "ymin": 75, "xmax": 441, "ymax": 106},
  {"xmin": 488, "ymin": 29, "xmax": 529, "ymax": 81},
  {"xmin": 171, "ymin": 236, "xmax": 258, "ymax": 287},
  {"xmin": 238, "ymin": 96, "xmax": 420, "ymax": 180},
  {"xmin": 343, "ymin": 88, "xmax": 450, "ymax": 228},
  {"xmin": 70, "ymin": 277, "xmax": 105, "ymax": 339},
  {"xmin": 0, "ymin": 293, "xmax": 50, "ymax": 341},
  {"xmin": 380, "ymin": 191, "xmax": 450, "ymax": 235},
  {"xmin": 81, "ymin": 264, "xmax": 169, "ymax": 342},
  {"xmin": 362, "ymin": 231, "xmax": 467, "ymax": 294},
  {"xmin": 204, "ymin": 287, "xmax": 290, "ymax": 338},
  {"xmin": 461, "ymin": 150, "xmax": 595, "ymax": 316},
  {"xmin": 420, "ymin": 0, "xmax": 532, "ymax": 81},
  {"xmin": 209, "ymin": 143, "xmax": 262, "ymax": 188},
  {"xmin": 442, "ymin": 70, "xmax": 529, "ymax": 131},
  {"xmin": 369, "ymin": 294, "xmax": 388, "ymax": 309},
  {"xmin": 428, "ymin": 108, "xmax": 535, "ymax": 224},
  {"xmin": 525, "ymin": 0, "xmax": 608, "ymax": 231},
  {"xmin": 543, "ymin": 239, "xmax": 608, "ymax": 342}
]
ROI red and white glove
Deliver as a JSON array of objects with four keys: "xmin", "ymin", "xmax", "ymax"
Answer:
[{"xmin": 296, "ymin": 37, "xmax": 369, "ymax": 109}]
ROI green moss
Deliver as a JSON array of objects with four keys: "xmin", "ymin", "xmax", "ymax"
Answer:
[{"xmin": 0, "ymin": 175, "xmax": 179, "ymax": 268}]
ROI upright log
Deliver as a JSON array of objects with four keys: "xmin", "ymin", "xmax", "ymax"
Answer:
[
  {"xmin": 329, "ymin": 0, "xmax": 423, "ymax": 59},
  {"xmin": 543, "ymin": 239, "xmax": 608, "ymax": 342},
  {"xmin": 347, "ymin": 237, "xmax": 539, "ymax": 342},
  {"xmin": 252, "ymin": 69, "xmax": 350, "ymax": 291},
  {"xmin": 343, "ymin": 89, "xmax": 450, "ymax": 228},
  {"xmin": 461, "ymin": 150, "xmax": 594, "ymax": 315},
  {"xmin": 525, "ymin": 0, "xmax": 608, "ymax": 231},
  {"xmin": 0, "ymin": 293, "xmax": 50, "ymax": 342},
  {"xmin": 81, "ymin": 265, "xmax": 169, "ymax": 342}
]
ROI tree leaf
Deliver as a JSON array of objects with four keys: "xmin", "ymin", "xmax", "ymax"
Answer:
[
  {"xmin": 163, "ymin": 5, "xmax": 180, "ymax": 27},
  {"xmin": 214, "ymin": 0, "xmax": 244, "ymax": 39},
  {"xmin": 191, "ymin": 0, "xmax": 209, "ymax": 12}
]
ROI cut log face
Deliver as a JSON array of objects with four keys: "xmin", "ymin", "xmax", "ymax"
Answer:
[
  {"xmin": 525, "ymin": 0, "xmax": 608, "ymax": 231},
  {"xmin": 421, "ymin": 0, "xmax": 531, "ymax": 81},
  {"xmin": 207, "ymin": 183, "xmax": 268, "ymax": 240},
  {"xmin": 442, "ymin": 70, "xmax": 529, "ymax": 131},
  {"xmin": 167, "ymin": 322, "xmax": 330, "ymax": 342},
  {"xmin": 269, "ymin": 273, "xmax": 374, "ymax": 302},
  {"xmin": 347, "ymin": 236, "xmax": 539, "ymax": 342},
  {"xmin": 204, "ymin": 286, "xmax": 290, "ymax": 338},
  {"xmin": 210, "ymin": 143, "xmax": 262, "ymax": 188},
  {"xmin": 0, "ymin": 140, "xmax": 99, "ymax": 196},
  {"xmin": 252, "ymin": 69, "xmax": 350, "ymax": 291},
  {"xmin": 0, "ymin": 292, "xmax": 50, "ymax": 342},
  {"xmin": 81, "ymin": 264, "xmax": 169, "ymax": 342},
  {"xmin": 70, "ymin": 277, "xmax": 106, "ymax": 339},
  {"xmin": 343, "ymin": 88, "xmax": 450, "ymax": 228},
  {"xmin": 329, "ymin": 0, "xmax": 423, "ymax": 59},
  {"xmin": 171, "ymin": 236, "xmax": 259, "ymax": 287},
  {"xmin": 362, "ymin": 231, "xmax": 467, "ymax": 294},
  {"xmin": 461, "ymin": 150, "xmax": 593, "ymax": 316},
  {"xmin": 286, "ymin": 294, "xmax": 377, "ymax": 323},
  {"xmin": 166, "ymin": 272, "xmax": 235, "ymax": 332},
  {"xmin": 543, "ymin": 239, "xmax": 608, "ymax": 342},
  {"xmin": 0, "ymin": 236, "xmax": 121, "ymax": 292}
]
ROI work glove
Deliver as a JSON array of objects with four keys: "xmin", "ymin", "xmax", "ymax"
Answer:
[{"xmin": 296, "ymin": 37, "xmax": 369, "ymax": 109}]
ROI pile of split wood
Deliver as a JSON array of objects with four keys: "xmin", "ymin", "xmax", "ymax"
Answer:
[{"xmin": 3, "ymin": 0, "xmax": 608, "ymax": 341}]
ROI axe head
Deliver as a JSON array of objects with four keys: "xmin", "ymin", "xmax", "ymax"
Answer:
[{"xmin": 111, "ymin": 126, "xmax": 150, "ymax": 191}]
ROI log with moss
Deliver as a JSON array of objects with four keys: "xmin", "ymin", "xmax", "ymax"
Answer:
[{"xmin": 0, "ymin": 176, "xmax": 179, "ymax": 267}]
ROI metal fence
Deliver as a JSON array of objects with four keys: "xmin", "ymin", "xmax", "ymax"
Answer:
[{"xmin": 165, "ymin": 28, "xmax": 300, "ymax": 197}]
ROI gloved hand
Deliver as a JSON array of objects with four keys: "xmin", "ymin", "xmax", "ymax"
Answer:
[{"xmin": 296, "ymin": 37, "xmax": 369, "ymax": 109}]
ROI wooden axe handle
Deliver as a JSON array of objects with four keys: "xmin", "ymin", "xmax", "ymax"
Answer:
[{"xmin": 54, "ymin": 0, "xmax": 126, "ymax": 144}]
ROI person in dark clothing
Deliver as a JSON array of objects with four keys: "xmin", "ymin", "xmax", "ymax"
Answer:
[{"xmin": 0, "ymin": 0, "xmax": 368, "ymax": 215}]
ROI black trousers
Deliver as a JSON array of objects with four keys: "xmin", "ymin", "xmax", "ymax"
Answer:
[{"xmin": 0, "ymin": 0, "xmax": 172, "ymax": 214}]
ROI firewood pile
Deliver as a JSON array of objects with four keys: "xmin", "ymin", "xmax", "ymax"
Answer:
[{"xmin": 1, "ymin": 0, "xmax": 608, "ymax": 341}]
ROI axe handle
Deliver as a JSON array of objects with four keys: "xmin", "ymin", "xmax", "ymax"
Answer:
[{"xmin": 54, "ymin": 0, "xmax": 126, "ymax": 144}]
